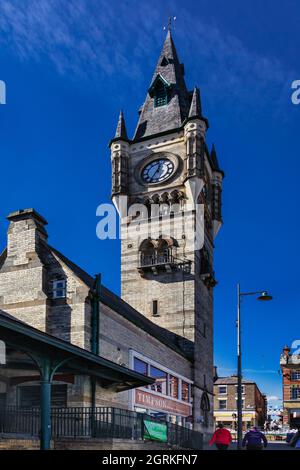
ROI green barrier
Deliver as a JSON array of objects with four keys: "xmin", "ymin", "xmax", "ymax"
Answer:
[{"xmin": 143, "ymin": 419, "xmax": 167, "ymax": 442}]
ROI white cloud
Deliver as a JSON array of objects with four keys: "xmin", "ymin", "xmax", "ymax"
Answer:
[
  {"xmin": 218, "ymin": 367, "xmax": 278, "ymax": 375},
  {"xmin": 244, "ymin": 368, "xmax": 278, "ymax": 374},
  {"xmin": 0, "ymin": 0, "xmax": 294, "ymax": 112},
  {"xmin": 267, "ymin": 395, "xmax": 280, "ymax": 401}
]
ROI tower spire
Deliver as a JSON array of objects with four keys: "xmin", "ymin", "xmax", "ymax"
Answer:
[
  {"xmin": 114, "ymin": 110, "xmax": 128, "ymax": 140},
  {"xmin": 133, "ymin": 30, "xmax": 190, "ymax": 140},
  {"xmin": 188, "ymin": 87, "xmax": 202, "ymax": 118},
  {"xmin": 167, "ymin": 15, "xmax": 176, "ymax": 32},
  {"xmin": 210, "ymin": 143, "xmax": 222, "ymax": 172}
]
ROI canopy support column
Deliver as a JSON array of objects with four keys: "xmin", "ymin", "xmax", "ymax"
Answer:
[{"xmin": 40, "ymin": 358, "xmax": 52, "ymax": 450}]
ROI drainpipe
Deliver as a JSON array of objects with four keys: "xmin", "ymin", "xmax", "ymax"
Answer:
[
  {"xmin": 91, "ymin": 273, "xmax": 101, "ymax": 356},
  {"xmin": 40, "ymin": 359, "xmax": 52, "ymax": 450},
  {"xmin": 90, "ymin": 274, "xmax": 101, "ymax": 434}
]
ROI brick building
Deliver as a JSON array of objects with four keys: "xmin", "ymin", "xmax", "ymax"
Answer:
[
  {"xmin": 280, "ymin": 346, "xmax": 300, "ymax": 428},
  {"xmin": 213, "ymin": 376, "xmax": 267, "ymax": 430}
]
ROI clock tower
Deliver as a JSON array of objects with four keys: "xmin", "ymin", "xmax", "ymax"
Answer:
[{"xmin": 109, "ymin": 30, "xmax": 223, "ymax": 429}]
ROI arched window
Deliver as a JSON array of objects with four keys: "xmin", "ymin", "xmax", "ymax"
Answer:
[
  {"xmin": 139, "ymin": 238, "xmax": 177, "ymax": 267},
  {"xmin": 201, "ymin": 392, "xmax": 210, "ymax": 427},
  {"xmin": 157, "ymin": 239, "xmax": 171, "ymax": 264},
  {"xmin": 139, "ymin": 239, "xmax": 156, "ymax": 267}
]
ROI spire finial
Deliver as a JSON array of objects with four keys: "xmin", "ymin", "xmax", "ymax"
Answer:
[
  {"xmin": 163, "ymin": 15, "xmax": 176, "ymax": 32},
  {"xmin": 188, "ymin": 87, "xmax": 202, "ymax": 118},
  {"xmin": 114, "ymin": 110, "xmax": 128, "ymax": 140}
]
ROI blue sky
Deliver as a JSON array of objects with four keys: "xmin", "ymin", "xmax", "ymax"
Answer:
[{"xmin": 0, "ymin": 0, "xmax": 299, "ymax": 407}]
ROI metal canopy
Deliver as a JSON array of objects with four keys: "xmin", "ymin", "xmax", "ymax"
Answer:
[
  {"xmin": 0, "ymin": 310, "xmax": 153, "ymax": 390},
  {"xmin": 0, "ymin": 310, "xmax": 154, "ymax": 450}
]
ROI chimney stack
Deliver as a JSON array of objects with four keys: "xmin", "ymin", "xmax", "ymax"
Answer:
[
  {"xmin": 283, "ymin": 345, "xmax": 290, "ymax": 357},
  {"xmin": 6, "ymin": 209, "xmax": 48, "ymax": 266}
]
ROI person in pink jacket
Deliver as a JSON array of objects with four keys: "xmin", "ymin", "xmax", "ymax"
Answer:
[{"xmin": 209, "ymin": 423, "xmax": 232, "ymax": 450}]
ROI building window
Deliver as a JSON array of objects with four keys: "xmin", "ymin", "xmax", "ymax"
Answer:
[
  {"xmin": 152, "ymin": 300, "xmax": 159, "ymax": 317},
  {"xmin": 168, "ymin": 375, "xmax": 179, "ymax": 399},
  {"xmin": 291, "ymin": 371, "xmax": 300, "ymax": 381},
  {"xmin": 52, "ymin": 280, "xmax": 66, "ymax": 299},
  {"xmin": 200, "ymin": 247, "xmax": 211, "ymax": 275},
  {"xmin": 133, "ymin": 354, "xmax": 192, "ymax": 403},
  {"xmin": 218, "ymin": 385, "xmax": 227, "ymax": 395},
  {"xmin": 291, "ymin": 387, "xmax": 300, "ymax": 399},
  {"xmin": 134, "ymin": 357, "xmax": 148, "ymax": 376},
  {"xmin": 154, "ymin": 81, "xmax": 169, "ymax": 107},
  {"xmin": 201, "ymin": 392, "xmax": 210, "ymax": 427},
  {"xmin": 218, "ymin": 399, "xmax": 227, "ymax": 410},
  {"xmin": 181, "ymin": 381, "xmax": 190, "ymax": 402},
  {"xmin": 150, "ymin": 366, "xmax": 167, "ymax": 395},
  {"xmin": 160, "ymin": 56, "xmax": 169, "ymax": 67},
  {"xmin": 140, "ymin": 240, "xmax": 156, "ymax": 266},
  {"xmin": 19, "ymin": 384, "xmax": 67, "ymax": 408}
]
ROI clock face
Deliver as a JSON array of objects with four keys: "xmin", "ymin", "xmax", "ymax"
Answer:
[{"xmin": 141, "ymin": 158, "xmax": 175, "ymax": 184}]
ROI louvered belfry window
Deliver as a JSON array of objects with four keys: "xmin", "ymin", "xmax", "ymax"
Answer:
[{"xmin": 154, "ymin": 81, "xmax": 169, "ymax": 107}]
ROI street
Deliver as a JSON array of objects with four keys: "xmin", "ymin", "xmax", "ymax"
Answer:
[{"xmin": 205, "ymin": 441, "xmax": 298, "ymax": 451}]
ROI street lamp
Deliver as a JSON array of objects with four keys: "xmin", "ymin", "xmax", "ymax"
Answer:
[{"xmin": 237, "ymin": 284, "xmax": 272, "ymax": 450}]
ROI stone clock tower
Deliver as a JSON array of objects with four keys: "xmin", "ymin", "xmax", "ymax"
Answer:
[{"xmin": 109, "ymin": 30, "xmax": 223, "ymax": 426}]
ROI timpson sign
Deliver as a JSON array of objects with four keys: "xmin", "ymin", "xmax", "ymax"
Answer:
[{"xmin": 135, "ymin": 389, "xmax": 191, "ymax": 416}]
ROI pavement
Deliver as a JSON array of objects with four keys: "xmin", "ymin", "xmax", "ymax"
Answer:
[{"xmin": 205, "ymin": 441, "xmax": 298, "ymax": 451}]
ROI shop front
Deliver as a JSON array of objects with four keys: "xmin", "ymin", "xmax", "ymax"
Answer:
[
  {"xmin": 130, "ymin": 351, "xmax": 193, "ymax": 427},
  {"xmin": 214, "ymin": 410, "xmax": 257, "ymax": 430}
]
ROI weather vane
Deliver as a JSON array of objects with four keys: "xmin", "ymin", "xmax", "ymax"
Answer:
[{"xmin": 163, "ymin": 16, "xmax": 176, "ymax": 32}]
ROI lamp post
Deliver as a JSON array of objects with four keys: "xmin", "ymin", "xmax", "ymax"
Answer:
[{"xmin": 237, "ymin": 284, "xmax": 272, "ymax": 450}]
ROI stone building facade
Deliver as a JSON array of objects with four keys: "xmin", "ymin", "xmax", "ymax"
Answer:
[
  {"xmin": 110, "ymin": 31, "xmax": 223, "ymax": 430},
  {"xmin": 213, "ymin": 376, "xmax": 267, "ymax": 430},
  {"xmin": 0, "ymin": 208, "xmax": 204, "ymax": 431},
  {"xmin": 0, "ymin": 32, "xmax": 223, "ymax": 443},
  {"xmin": 280, "ymin": 345, "xmax": 300, "ymax": 428}
]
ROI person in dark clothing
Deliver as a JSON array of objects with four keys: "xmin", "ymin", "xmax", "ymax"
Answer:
[
  {"xmin": 242, "ymin": 426, "xmax": 268, "ymax": 450},
  {"xmin": 289, "ymin": 428, "xmax": 300, "ymax": 447}
]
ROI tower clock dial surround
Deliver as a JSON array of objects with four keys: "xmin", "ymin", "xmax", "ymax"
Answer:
[
  {"xmin": 136, "ymin": 152, "xmax": 181, "ymax": 186},
  {"xmin": 141, "ymin": 158, "xmax": 174, "ymax": 184}
]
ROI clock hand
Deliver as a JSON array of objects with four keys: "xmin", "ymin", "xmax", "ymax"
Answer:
[
  {"xmin": 148, "ymin": 164, "xmax": 159, "ymax": 179},
  {"xmin": 151, "ymin": 162, "xmax": 162, "ymax": 180}
]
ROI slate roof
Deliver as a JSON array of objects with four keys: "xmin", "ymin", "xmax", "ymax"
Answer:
[
  {"xmin": 48, "ymin": 245, "xmax": 195, "ymax": 362},
  {"xmin": 0, "ymin": 241, "xmax": 194, "ymax": 362},
  {"xmin": 134, "ymin": 30, "xmax": 191, "ymax": 140},
  {"xmin": 188, "ymin": 87, "xmax": 202, "ymax": 118},
  {"xmin": 215, "ymin": 376, "xmax": 255, "ymax": 385},
  {"xmin": 210, "ymin": 144, "xmax": 224, "ymax": 175},
  {"xmin": 114, "ymin": 110, "xmax": 128, "ymax": 141}
]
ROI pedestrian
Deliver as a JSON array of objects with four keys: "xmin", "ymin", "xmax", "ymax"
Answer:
[
  {"xmin": 209, "ymin": 423, "xmax": 232, "ymax": 450},
  {"xmin": 242, "ymin": 426, "xmax": 268, "ymax": 450},
  {"xmin": 289, "ymin": 427, "xmax": 300, "ymax": 448}
]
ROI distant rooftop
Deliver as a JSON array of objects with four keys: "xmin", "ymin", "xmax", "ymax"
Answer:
[{"xmin": 214, "ymin": 376, "xmax": 255, "ymax": 385}]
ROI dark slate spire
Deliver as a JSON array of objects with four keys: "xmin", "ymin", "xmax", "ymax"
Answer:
[
  {"xmin": 210, "ymin": 144, "xmax": 221, "ymax": 172},
  {"xmin": 188, "ymin": 87, "xmax": 202, "ymax": 118},
  {"xmin": 133, "ymin": 31, "xmax": 190, "ymax": 140},
  {"xmin": 114, "ymin": 110, "xmax": 128, "ymax": 140}
]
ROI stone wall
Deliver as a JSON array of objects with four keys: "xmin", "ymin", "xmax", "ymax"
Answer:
[
  {"xmin": 97, "ymin": 302, "xmax": 194, "ymax": 409},
  {"xmin": 0, "ymin": 437, "xmax": 185, "ymax": 450},
  {"xmin": 0, "ymin": 208, "xmax": 208, "ymax": 434}
]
